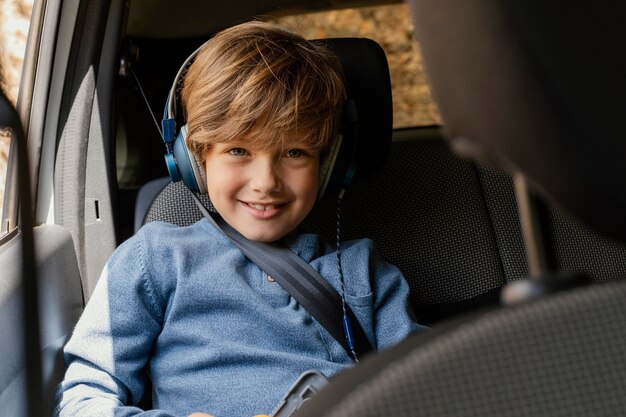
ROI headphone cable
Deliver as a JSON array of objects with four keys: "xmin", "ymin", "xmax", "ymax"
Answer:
[{"xmin": 336, "ymin": 188, "xmax": 359, "ymax": 363}]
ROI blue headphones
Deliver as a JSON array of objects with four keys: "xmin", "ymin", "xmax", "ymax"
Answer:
[{"xmin": 161, "ymin": 41, "xmax": 358, "ymax": 200}]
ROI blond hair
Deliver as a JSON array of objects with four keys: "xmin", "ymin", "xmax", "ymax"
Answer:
[{"xmin": 180, "ymin": 21, "xmax": 346, "ymax": 161}]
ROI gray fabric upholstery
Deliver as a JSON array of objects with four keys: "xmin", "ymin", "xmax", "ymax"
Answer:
[
  {"xmin": 144, "ymin": 181, "xmax": 213, "ymax": 227},
  {"xmin": 301, "ymin": 140, "xmax": 505, "ymax": 307},
  {"xmin": 478, "ymin": 164, "xmax": 626, "ymax": 284},
  {"xmin": 547, "ymin": 205, "xmax": 626, "ymax": 283},
  {"xmin": 299, "ymin": 280, "xmax": 626, "ymax": 417},
  {"xmin": 476, "ymin": 165, "xmax": 530, "ymax": 282}
]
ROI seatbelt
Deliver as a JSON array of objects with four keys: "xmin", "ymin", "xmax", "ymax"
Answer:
[{"xmin": 189, "ymin": 192, "xmax": 374, "ymax": 360}]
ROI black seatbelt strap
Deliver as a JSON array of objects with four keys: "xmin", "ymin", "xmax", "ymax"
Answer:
[{"xmin": 190, "ymin": 192, "xmax": 374, "ymax": 359}]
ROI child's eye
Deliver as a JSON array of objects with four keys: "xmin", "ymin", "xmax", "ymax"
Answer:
[
  {"xmin": 227, "ymin": 148, "xmax": 248, "ymax": 157},
  {"xmin": 284, "ymin": 149, "xmax": 308, "ymax": 158}
]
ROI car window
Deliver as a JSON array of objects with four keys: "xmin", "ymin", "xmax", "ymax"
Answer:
[
  {"xmin": 0, "ymin": 0, "xmax": 34, "ymax": 236},
  {"xmin": 267, "ymin": 4, "xmax": 441, "ymax": 129},
  {"xmin": 0, "ymin": 127, "xmax": 9, "ymax": 221}
]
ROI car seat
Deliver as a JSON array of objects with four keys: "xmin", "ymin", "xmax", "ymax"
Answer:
[{"xmin": 135, "ymin": 36, "xmax": 517, "ymax": 326}]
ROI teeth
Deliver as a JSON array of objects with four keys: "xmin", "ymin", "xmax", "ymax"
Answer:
[{"xmin": 250, "ymin": 203, "xmax": 276, "ymax": 211}]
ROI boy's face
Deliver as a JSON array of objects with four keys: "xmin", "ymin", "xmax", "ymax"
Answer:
[{"xmin": 203, "ymin": 137, "xmax": 320, "ymax": 242}]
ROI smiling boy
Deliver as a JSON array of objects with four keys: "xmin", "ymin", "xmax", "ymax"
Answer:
[{"xmin": 55, "ymin": 21, "xmax": 424, "ymax": 417}]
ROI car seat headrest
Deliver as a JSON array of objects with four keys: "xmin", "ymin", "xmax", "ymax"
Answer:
[
  {"xmin": 323, "ymin": 37, "xmax": 393, "ymax": 175},
  {"xmin": 409, "ymin": 1, "xmax": 626, "ymax": 241}
]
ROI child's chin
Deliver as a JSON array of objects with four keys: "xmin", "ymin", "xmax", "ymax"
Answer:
[
  {"xmin": 239, "ymin": 226, "xmax": 295, "ymax": 243},
  {"xmin": 240, "ymin": 229, "xmax": 287, "ymax": 243}
]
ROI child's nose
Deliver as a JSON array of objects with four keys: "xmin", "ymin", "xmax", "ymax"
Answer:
[{"xmin": 249, "ymin": 157, "xmax": 281, "ymax": 193}]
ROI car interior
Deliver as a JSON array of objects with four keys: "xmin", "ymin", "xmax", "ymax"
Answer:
[{"xmin": 1, "ymin": 0, "xmax": 625, "ymax": 415}]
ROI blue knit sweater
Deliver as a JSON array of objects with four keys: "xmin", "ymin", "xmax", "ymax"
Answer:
[{"xmin": 55, "ymin": 219, "xmax": 424, "ymax": 417}]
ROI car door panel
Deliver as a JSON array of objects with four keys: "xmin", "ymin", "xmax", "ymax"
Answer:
[{"xmin": 0, "ymin": 224, "xmax": 83, "ymax": 414}]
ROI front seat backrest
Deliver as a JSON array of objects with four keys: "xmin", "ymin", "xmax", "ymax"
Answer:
[
  {"xmin": 299, "ymin": 280, "xmax": 626, "ymax": 417},
  {"xmin": 295, "ymin": 1, "xmax": 626, "ymax": 416}
]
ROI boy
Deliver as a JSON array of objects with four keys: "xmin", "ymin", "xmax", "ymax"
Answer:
[{"xmin": 55, "ymin": 21, "xmax": 424, "ymax": 417}]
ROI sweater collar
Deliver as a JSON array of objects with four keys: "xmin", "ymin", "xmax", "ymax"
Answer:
[{"xmin": 198, "ymin": 218, "xmax": 323, "ymax": 261}]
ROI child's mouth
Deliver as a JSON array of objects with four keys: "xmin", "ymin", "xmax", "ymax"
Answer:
[{"xmin": 241, "ymin": 201, "xmax": 285, "ymax": 219}]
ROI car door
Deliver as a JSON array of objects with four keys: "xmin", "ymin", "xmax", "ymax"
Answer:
[{"xmin": 0, "ymin": 0, "xmax": 118, "ymax": 414}]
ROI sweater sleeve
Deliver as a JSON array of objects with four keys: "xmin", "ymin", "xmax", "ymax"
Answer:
[{"xmin": 54, "ymin": 231, "xmax": 177, "ymax": 417}]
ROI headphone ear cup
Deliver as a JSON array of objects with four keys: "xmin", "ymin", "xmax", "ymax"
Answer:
[
  {"xmin": 317, "ymin": 128, "xmax": 358, "ymax": 201},
  {"xmin": 317, "ymin": 98, "xmax": 359, "ymax": 201},
  {"xmin": 172, "ymin": 124, "xmax": 208, "ymax": 194},
  {"xmin": 318, "ymin": 134, "xmax": 342, "ymax": 201}
]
